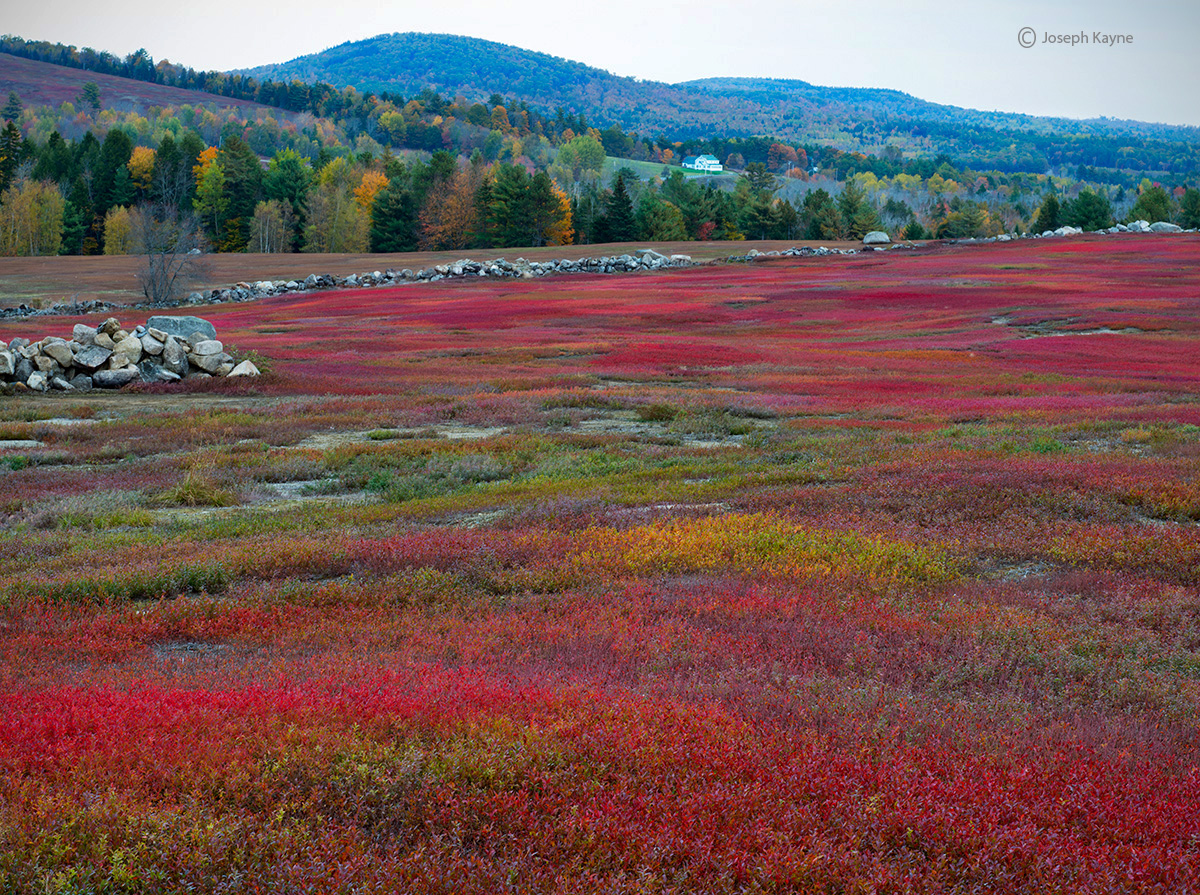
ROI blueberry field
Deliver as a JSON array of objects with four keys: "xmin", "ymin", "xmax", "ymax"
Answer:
[{"xmin": 2, "ymin": 236, "xmax": 1199, "ymax": 893}]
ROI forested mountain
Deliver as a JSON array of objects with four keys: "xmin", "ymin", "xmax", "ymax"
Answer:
[
  {"xmin": 683, "ymin": 77, "xmax": 1198, "ymax": 141},
  {"xmin": 4, "ymin": 30, "xmax": 1199, "ymax": 263},
  {"xmin": 242, "ymin": 33, "xmax": 1200, "ymax": 176}
]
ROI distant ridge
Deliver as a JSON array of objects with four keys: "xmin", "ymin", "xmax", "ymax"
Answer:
[{"xmin": 240, "ymin": 32, "xmax": 1200, "ymax": 172}]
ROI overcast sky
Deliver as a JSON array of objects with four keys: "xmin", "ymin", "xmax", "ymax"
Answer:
[{"xmin": 7, "ymin": 0, "xmax": 1199, "ymax": 125}]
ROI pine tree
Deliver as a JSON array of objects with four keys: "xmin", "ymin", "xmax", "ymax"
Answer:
[
  {"xmin": 849, "ymin": 205, "xmax": 884, "ymax": 240},
  {"xmin": 78, "ymin": 81, "xmax": 101, "ymax": 111},
  {"xmin": 837, "ymin": 179, "xmax": 871, "ymax": 238}
]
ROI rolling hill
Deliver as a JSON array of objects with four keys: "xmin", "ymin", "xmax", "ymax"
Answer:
[
  {"xmin": 0, "ymin": 51, "xmax": 280, "ymax": 116},
  {"xmin": 241, "ymin": 32, "xmax": 1200, "ymax": 174}
]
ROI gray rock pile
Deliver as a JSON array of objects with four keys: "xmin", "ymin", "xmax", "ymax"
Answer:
[
  {"xmin": 742, "ymin": 246, "xmax": 868, "ymax": 260},
  {"xmin": 177, "ymin": 249, "xmax": 700, "ymax": 306},
  {"xmin": 1, "ymin": 315, "xmax": 260, "ymax": 393}
]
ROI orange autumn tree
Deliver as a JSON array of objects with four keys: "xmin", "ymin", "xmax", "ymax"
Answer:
[
  {"xmin": 543, "ymin": 182, "xmax": 574, "ymax": 246},
  {"xmin": 193, "ymin": 145, "xmax": 218, "ymax": 179},
  {"xmin": 353, "ymin": 171, "xmax": 389, "ymax": 213},
  {"xmin": 419, "ymin": 168, "xmax": 479, "ymax": 251}
]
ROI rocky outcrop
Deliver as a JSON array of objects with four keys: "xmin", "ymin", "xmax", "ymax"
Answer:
[
  {"xmin": 862, "ymin": 231, "xmax": 891, "ymax": 245},
  {"xmin": 1, "ymin": 315, "xmax": 260, "ymax": 394}
]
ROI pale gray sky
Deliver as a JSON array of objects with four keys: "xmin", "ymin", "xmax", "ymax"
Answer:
[{"xmin": 7, "ymin": 0, "xmax": 1199, "ymax": 125}]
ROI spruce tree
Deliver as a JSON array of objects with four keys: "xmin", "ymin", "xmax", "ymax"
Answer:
[
  {"xmin": 1032, "ymin": 193, "xmax": 1061, "ymax": 232},
  {"xmin": 0, "ymin": 121, "xmax": 24, "ymax": 192},
  {"xmin": 2, "ymin": 91, "xmax": 22, "ymax": 122},
  {"xmin": 369, "ymin": 180, "xmax": 417, "ymax": 252},
  {"xmin": 59, "ymin": 201, "xmax": 85, "ymax": 255},
  {"xmin": 603, "ymin": 174, "xmax": 636, "ymax": 243}
]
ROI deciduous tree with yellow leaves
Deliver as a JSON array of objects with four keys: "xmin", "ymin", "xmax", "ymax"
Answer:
[
  {"xmin": 0, "ymin": 179, "xmax": 64, "ymax": 255},
  {"xmin": 103, "ymin": 205, "xmax": 135, "ymax": 254}
]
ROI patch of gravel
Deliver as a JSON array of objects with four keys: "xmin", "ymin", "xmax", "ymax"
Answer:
[{"xmin": 294, "ymin": 425, "xmax": 507, "ymax": 451}]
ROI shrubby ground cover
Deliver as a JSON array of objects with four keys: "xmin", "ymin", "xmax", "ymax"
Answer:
[{"xmin": 1, "ymin": 236, "xmax": 1198, "ymax": 892}]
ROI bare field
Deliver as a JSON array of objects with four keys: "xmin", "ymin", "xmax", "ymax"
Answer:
[{"xmin": 0, "ymin": 239, "xmax": 866, "ymax": 310}]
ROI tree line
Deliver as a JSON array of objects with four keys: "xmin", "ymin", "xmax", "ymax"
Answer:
[{"xmin": 3, "ymin": 82, "xmax": 1198, "ymax": 261}]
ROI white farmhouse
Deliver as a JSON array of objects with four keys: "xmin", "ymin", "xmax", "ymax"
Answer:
[{"xmin": 682, "ymin": 154, "xmax": 723, "ymax": 173}]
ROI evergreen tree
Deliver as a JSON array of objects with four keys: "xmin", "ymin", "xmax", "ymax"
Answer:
[
  {"xmin": 66, "ymin": 175, "xmax": 96, "ymax": 252},
  {"xmin": 602, "ymin": 174, "xmax": 636, "ymax": 243},
  {"xmin": 78, "ymin": 81, "xmax": 101, "ymax": 111},
  {"xmin": 837, "ymin": 179, "xmax": 878, "ymax": 238},
  {"xmin": 264, "ymin": 149, "xmax": 312, "ymax": 249},
  {"xmin": 216, "ymin": 136, "xmax": 263, "ymax": 252},
  {"xmin": 3, "ymin": 91, "xmax": 22, "ymax": 122},
  {"xmin": 1032, "ymin": 193, "xmax": 1061, "ymax": 232},
  {"xmin": 1179, "ymin": 188, "xmax": 1200, "ymax": 229},
  {"xmin": 738, "ymin": 190, "xmax": 779, "ymax": 241},
  {"xmin": 32, "ymin": 131, "xmax": 72, "ymax": 184},
  {"xmin": 0, "ymin": 121, "xmax": 25, "ymax": 193},
  {"xmin": 1128, "ymin": 185, "xmax": 1173, "ymax": 223},
  {"xmin": 802, "ymin": 189, "xmax": 841, "ymax": 240},
  {"xmin": 849, "ymin": 205, "xmax": 884, "ymax": 239},
  {"xmin": 472, "ymin": 174, "xmax": 495, "ymax": 246},
  {"xmin": 775, "ymin": 199, "xmax": 799, "ymax": 240},
  {"xmin": 95, "ymin": 128, "xmax": 133, "ymax": 213},
  {"xmin": 935, "ymin": 201, "xmax": 987, "ymax": 239},
  {"xmin": 742, "ymin": 162, "xmax": 777, "ymax": 195},
  {"xmin": 636, "ymin": 192, "xmax": 688, "ymax": 242},
  {"xmin": 1062, "ymin": 188, "xmax": 1114, "ymax": 231},
  {"xmin": 526, "ymin": 171, "xmax": 563, "ymax": 247},
  {"xmin": 150, "ymin": 136, "xmax": 190, "ymax": 211},
  {"xmin": 58, "ymin": 200, "xmax": 85, "ymax": 255},
  {"xmin": 486, "ymin": 163, "xmax": 533, "ymax": 248},
  {"xmin": 108, "ymin": 165, "xmax": 136, "ymax": 209}
]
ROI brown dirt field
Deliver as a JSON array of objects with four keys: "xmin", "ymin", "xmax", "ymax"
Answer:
[{"xmin": 0, "ymin": 240, "xmax": 869, "ymax": 310}]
